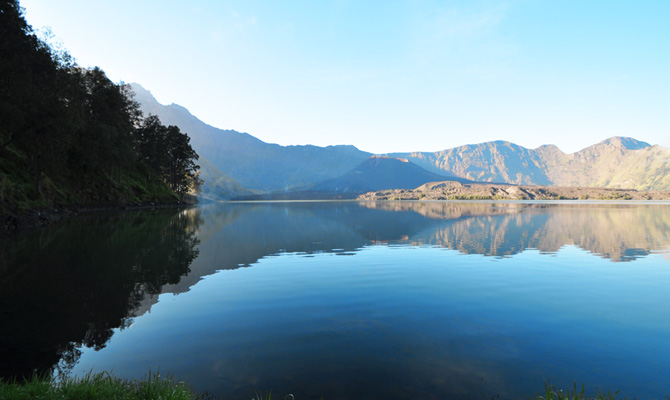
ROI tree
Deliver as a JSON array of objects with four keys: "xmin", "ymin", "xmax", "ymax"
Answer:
[
  {"xmin": 0, "ymin": 0, "xmax": 202, "ymax": 209},
  {"xmin": 136, "ymin": 115, "xmax": 201, "ymax": 199}
]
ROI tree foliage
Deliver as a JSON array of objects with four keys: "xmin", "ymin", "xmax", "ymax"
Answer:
[
  {"xmin": 136, "ymin": 116, "xmax": 201, "ymax": 198},
  {"xmin": 0, "ymin": 0, "xmax": 201, "ymax": 209}
]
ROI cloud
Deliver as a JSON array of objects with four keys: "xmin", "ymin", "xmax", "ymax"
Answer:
[
  {"xmin": 428, "ymin": 6, "xmax": 506, "ymax": 40},
  {"xmin": 409, "ymin": 2, "xmax": 517, "ymax": 78},
  {"xmin": 210, "ymin": 11, "xmax": 258, "ymax": 44},
  {"xmin": 278, "ymin": 22, "xmax": 294, "ymax": 33},
  {"xmin": 420, "ymin": 2, "xmax": 509, "ymax": 46}
]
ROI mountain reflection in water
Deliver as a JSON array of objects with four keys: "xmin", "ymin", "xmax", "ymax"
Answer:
[
  {"xmin": 2, "ymin": 201, "xmax": 669, "ymax": 398},
  {"xmin": 189, "ymin": 201, "xmax": 670, "ymax": 271},
  {"xmin": 359, "ymin": 201, "xmax": 670, "ymax": 261}
]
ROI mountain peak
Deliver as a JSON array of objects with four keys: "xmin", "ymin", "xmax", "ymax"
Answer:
[
  {"xmin": 128, "ymin": 82, "xmax": 155, "ymax": 103},
  {"xmin": 128, "ymin": 82, "xmax": 149, "ymax": 94},
  {"xmin": 166, "ymin": 103, "xmax": 194, "ymax": 117},
  {"xmin": 600, "ymin": 136, "xmax": 650, "ymax": 150}
]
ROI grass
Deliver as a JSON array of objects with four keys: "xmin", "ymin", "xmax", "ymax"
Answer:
[
  {"xmin": 0, "ymin": 371, "xmax": 201, "ymax": 400},
  {"xmin": 535, "ymin": 381, "xmax": 619, "ymax": 400},
  {"xmin": 2, "ymin": 374, "xmax": 668, "ymax": 400},
  {"xmin": 533, "ymin": 381, "xmax": 670, "ymax": 400}
]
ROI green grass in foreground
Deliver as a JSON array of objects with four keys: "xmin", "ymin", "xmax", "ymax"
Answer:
[
  {"xmin": 2, "ymin": 374, "xmax": 669, "ymax": 400},
  {"xmin": 536, "ymin": 381, "xmax": 619, "ymax": 400},
  {"xmin": 534, "ymin": 381, "xmax": 670, "ymax": 400},
  {"xmin": 0, "ymin": 371, "xmax": 201, "ymax": 400}
]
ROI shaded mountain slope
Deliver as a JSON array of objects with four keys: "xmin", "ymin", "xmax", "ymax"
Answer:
[
  {"xmin": 310, "ymin": 156, "xmax": 471, "ymax": 194},
  {"xmin": 130, "ymin": 83, "xmax": 371, "ymax": 192},
  {"xmin": 195, "ymin": 156, "xmax": 255, "ymax": 200}
]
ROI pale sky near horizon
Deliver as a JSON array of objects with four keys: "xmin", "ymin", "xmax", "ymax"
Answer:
[{"xmin": 20, "ymin": 0, "xmax": 670, "ymax": 154}]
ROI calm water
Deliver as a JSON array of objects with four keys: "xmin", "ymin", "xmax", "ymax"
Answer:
[{"xmin": 3, "ymin": 201, "xmax": 670, "ymax": 399}]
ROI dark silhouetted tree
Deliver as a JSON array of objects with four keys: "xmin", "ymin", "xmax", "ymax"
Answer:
[{"xmin": 0, "ymin": 0, "xmax": 201, "ymax": 208}]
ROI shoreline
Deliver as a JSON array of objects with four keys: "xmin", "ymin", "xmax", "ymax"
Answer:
[
  {"xmin": 5, "ymin": 191, "xmax": 670, "ymax": 235},
  {"xmin": 0, "ymin": 371, "xmax": 656, "ymax": 400},
  {"xmin": 1, "ymin": 200, "xmax": 195, "ymax": 236},
  {"xmin": 358, "ymin": 181, "xmax": 670, "ymax": 201}
]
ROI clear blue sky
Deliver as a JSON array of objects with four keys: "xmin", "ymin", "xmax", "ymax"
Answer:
[{"xmin": 21, "ymin": 0, "xmax": 670, "ymax": 154}]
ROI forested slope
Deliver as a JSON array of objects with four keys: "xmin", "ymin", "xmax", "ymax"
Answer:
[{"xmin": 0, "ymin": 0, "xmax": 200, "ymax": 222}]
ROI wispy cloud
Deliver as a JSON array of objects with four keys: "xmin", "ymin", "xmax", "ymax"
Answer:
[
  {"xmin": 425, "ymin": 4, "xmax": 507, "ymax": 40},
  {"xmin": 278, "ymin": 22, "xmax": 294, "ymax": 33},
  {"xmin": 210, "ymin": 11, "xmax": 258, "ymax": 44},
  {"xmin": 410, "ymin": 2, "xmax": 517, "ymax": 78}
]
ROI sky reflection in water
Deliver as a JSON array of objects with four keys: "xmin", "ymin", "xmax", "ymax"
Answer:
[{"xmin": 3, "ymin": 202, "xmax": 670, "ymax": 399}]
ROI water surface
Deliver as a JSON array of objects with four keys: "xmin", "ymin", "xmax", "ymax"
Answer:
[{"xmin": 2, "ymin": 202, "xmax": 670, "ymax": 399}]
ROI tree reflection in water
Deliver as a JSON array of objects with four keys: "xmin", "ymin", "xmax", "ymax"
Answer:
[{"xmin": 0, "ymin": 208, "xmax": 202, "ymax": 380}]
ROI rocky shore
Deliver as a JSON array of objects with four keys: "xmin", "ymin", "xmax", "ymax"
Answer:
[{"xmin": 358, "ymin": 181, "xmax": 670, "ymax": 201}]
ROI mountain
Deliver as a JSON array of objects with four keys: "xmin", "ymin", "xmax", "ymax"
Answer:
[
  {"xmin": 392, "ymin": 137, "xmax": 670, "ymax": 191},
  {"xmin": 130, "ymin": 83, "xmax": 371, "ymax": 193},
  {"xmin": 310, "ymin": 156, "xmax": 471, "ymax": 194},
  {"xmin": 391, "ymin": 140, "xmax": 550, "ymax": 185},
  {"xmin": 535, "ymin": 137, "xmax": 669, "ymax": 189},
  {"xmin": 131, "ymin": 83, "xmax": 669, "ymax": 193},
  {"xmin": 195, "ymin": 156, "xmax": 256, "ymax": 200}
]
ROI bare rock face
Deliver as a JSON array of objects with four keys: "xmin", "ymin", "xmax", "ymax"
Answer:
[
  {"xmin": 390, "ymin": 137, "xmax": 669, "ymax": 191},
  {"xmin": 390, "ymin": 141, "xmax": 551, "ymax": 185}
]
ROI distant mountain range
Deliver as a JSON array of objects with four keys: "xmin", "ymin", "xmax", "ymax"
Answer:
[
  {"xmin": 130, "ymin": 83, "xmax": 670, "ymax": 199},
  {"xmin": 130, "ymin": 84, "xmax": 371, "ymax": 196}
]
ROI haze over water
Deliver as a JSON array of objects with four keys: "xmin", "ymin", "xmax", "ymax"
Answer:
[{"xmin": 3, "ymin": 201, "xmax": 670, "ymax": 399}]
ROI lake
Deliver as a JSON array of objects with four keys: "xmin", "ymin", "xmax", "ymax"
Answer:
[{"xmin": 2, "ymin": 201, "xmax": 670, "ymax": 399}]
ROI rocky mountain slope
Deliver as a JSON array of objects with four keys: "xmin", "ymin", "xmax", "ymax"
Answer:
[
  {"xmin": 391, "ymin": 137, "xmax": 670, "ymax": 191},
  {"xmin": 391, "ymin": 141, "xmax": 550, "ymax": 185},
  {"xmin": 537, "ymin": 137, "xmax": 670, "ymax": 190}
]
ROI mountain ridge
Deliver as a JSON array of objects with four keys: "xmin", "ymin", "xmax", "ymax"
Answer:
[
  {"xmin": 309, "ymin": 156, "xmax": 472, "ymax": 194},
  {"xmin": 130, "ymin": 83, "xmax": 670, "ymax": 194},
  {"xmin": 130, "ymin": 83, "xmax": 372, "ymax": 193},
  {"xmin": 391, "ymin": 136, "xmax": 668, "ymax": 190}
]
